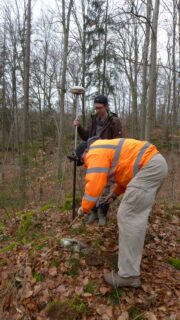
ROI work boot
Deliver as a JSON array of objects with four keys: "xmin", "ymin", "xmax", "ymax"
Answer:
[
  {"xmin": 104, "ymin": 271, "xmax": 141, "ymax": 288},
  {"xmin": 86, "ymin": 211, "xmax": 98, "ymax": 224},
  {"xmin": 97, "ymin": 206, "xmax": 108, "ymax": 226},
  {"xmin": 98, "ymin": 211, "xmax": 106, "ymax": 226}
]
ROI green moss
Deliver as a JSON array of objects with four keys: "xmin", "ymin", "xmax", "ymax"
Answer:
[
  {"xmin": 168, "ymin": 257, "xmax": 180, "ymax": 270},
  {"xmin": 47, "ymin": 297, "xmax": 86, "ymax": 320}
]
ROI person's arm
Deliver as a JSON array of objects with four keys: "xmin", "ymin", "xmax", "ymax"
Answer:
[
  {"xmin": 111, "ymin": 117, "xmax": 123, "ymax": 138},
  {"xmin": 77, "ymin": 125, "xmax": 90, "ymax": 141},
  {"xmin": 81, "ymin": 155, "xmax": 110, "ymax": 213}
]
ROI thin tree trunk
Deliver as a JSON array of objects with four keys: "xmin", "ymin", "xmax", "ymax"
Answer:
[
  {"xmin": 145, "ymin": 0, "xmax": 160, "ymax": 141},
  {"xmin": 20, "ymin": 0, "xmax": 31, "ymax": 205},
  {"xmin": 102, "ymin": 0, "xmax": 108, "ymax": 95},
  {"xmin": 57, "ymin": 0, "xmax": 73, "ymax": 179},
  {"xmin": 140, "ymin": 0, "xmax": 151, "ymax": 139}
]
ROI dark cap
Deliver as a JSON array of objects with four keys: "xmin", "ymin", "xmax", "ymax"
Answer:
[
  {"xmin": 75, "ymin": 142, "xmax": 88, "ymax": 166},
  {"xmin": 94, "ymin": 95, "xmax": 108, "ymax": 105}
]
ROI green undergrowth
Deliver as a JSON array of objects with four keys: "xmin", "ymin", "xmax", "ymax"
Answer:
[
  {"xmin": 107, "ymin": 288, "xmax": 125, "ymax": 305},
  {"xmin": 70, "ymin": 225, "xmax": 86, "ymax": 235},
  {"xmin": 128, "ymin": 306, "xmax": 145, "ymax": 320},
  {"xmin": 85, "ymin": 280, "xmax": 95, "ymax": 294},
  {"xmin": 168, "ymin": 257, "xmax": 180, "ymax": 270},
  {"xmin": 68, "ymin": 257, "xmax": 80, "ymax": 277},
  {"xmin": 62, "ymin": 194, "xmax": 82, "ymax": 211},
  {"xmin": 47, "ymin": 297, "xmax": 87, "ymax": 320}
]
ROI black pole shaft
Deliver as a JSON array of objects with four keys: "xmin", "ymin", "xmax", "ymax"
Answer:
[{"xmin": 72, "ymin": 158, "xmax": 77, "ymax": 220}]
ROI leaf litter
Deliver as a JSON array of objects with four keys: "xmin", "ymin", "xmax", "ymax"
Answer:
[{"xmin": 0, "ymin": 203, "xmax": 179, "ymax": 320}]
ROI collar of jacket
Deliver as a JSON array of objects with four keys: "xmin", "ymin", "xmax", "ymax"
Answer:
[{"xmin": 91, "ymin": 110, "xmax": 118, "ymax": 119}]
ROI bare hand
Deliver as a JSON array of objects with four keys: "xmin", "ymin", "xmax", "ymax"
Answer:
[
  {"xmin": 105, "ymin": 192, "xmax": 117, "ymax": 204},
  {"xmin": 73, "ymin": 119, "xmax": 80, "ymax": 127},
  {"xmin": 77, "ymin": 206, "xmax": 84, "ymax": 217}
]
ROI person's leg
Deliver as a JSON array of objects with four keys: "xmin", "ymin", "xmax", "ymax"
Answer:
[
  {"xmin": 86, "ymin": 206, "xmax": 98, "ymax": 223},
  {"xmin": 97, "ymin": 184, "xmax": 111, "ymax": 225},
  {"xmin": 98, "ymin": 203, "xmax": 109, "ymax": 226},
  {"xmin": 104, "ymin": 154, "xmax": 168, "ymax": 287}
]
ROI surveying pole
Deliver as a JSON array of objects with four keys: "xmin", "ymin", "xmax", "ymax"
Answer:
[{"xmin": 70, "ymin": 86, "xmax": 85, "ymax": 220}]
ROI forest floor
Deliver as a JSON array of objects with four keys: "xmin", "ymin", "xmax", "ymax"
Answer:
[{"xmin": 0, "ymin": 146, "xmax": 179, "ymax": 320}]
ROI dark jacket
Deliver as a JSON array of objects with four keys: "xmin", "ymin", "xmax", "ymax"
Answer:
[{"xmin": 77, "ymin": 112, "xmax": 122, "ymax": 141}]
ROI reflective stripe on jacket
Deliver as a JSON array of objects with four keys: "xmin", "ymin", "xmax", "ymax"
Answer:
[{"xmin": 82, "ymin": 138, "xmax": 159, "ymax": 213}]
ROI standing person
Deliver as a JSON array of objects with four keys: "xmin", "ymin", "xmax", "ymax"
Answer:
[
  {"xmin": 75, "ymin": 138, "xmax": 168, "ymax": 288},
  {"xmin": 73, "ymin": 95, "xmax": 122, "ymax": 226}
]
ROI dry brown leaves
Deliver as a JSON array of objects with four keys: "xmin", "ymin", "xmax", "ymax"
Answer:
[{"xmin": 0, "ymin": 203, "xmax": 179, "ymax": 320}]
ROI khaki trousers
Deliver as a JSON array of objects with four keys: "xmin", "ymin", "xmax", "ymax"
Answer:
[{"xmin": 117, "ymin": 153, "xmax": 168, "ymax": 277}]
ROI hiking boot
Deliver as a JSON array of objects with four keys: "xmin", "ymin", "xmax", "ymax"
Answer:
[
  {"xmin": 98, "ymin": 212, "xmax": 106, "ymax": 226},
  {"xmin": 104, "ymin": 272, "xmax": 141, "ymax": 288},
  {"xmin": 86, "ymin": 211, "xmax": 98, "ymax": 224}
]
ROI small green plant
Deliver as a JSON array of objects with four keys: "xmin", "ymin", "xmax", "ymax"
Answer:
[
  {"xmin": 47, "ymin": 297, "xmax": 86, "ymax": 320},
  {"xmin": 51, "ymin": 259, "xmax": 60, "ymax": 267},
  {"xmin": 34, "ymin": 272, "xmax": 43, "ymax": 282},
  {"xmin": 107, "ymin": 288, "xmax": 125, "ymax": 305},
  {"xmin": 63, "ymin": 196, "xmax": 73, "ymax": 210},
  {"xmin": 63, "ymin": 195, "xmax": 81, "ymax": 211},
  {"xmin": 0, "ymin": 242, "xmax": 17, "ymax": 253},
  {"xmin": 0, "ymin": 259, "xmax": 8, "ymax": 266},
  {"xmin": 68, "ymin": 257, "xmax": 80, "ymax": 277},
  {"xmin": 85, "ymin": 280, "xmax": 95, "ymax": 294},
  {"xmin": 40, "ymin": 202, "xmax": 54, "ymax": 212},
  {"xmin": 70, "ymin": 225, "xmax": 86, "ymax": 235},
  {"xmin": 168, "ymin": 257, "xmax": 180, "ymax": 270},
  {"xmin": 93, "ymin": 239, "xmax": 103, "ymax": 249},
  {"xmin": 17, "ymin": 211, "xmax": 34, "ymax": 242},
  {"xmin": 128, "ymin": 306, "xmax": 145, "ymax": 320}
]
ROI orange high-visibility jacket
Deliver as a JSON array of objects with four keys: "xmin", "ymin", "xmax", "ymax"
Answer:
[{"xmin": 81, "ymin": 138, "xmax": 159, "ymax": 213}]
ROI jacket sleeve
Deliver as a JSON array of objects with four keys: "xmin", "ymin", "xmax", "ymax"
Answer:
[
  {"xmin": 77, "ymin": 125, "xmax": 90, "ymax": 141},
  {"xmin": 111, "ymin": 117, "xmax": 122, "ymax": 138},
  {"xmin": 81, "ymin": 155, "xmax": 110, "ymax": 213}
]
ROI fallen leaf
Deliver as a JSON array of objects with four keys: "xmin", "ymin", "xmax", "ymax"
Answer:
[
  {"xmin": 22, "ymin": 283, "xmax": 33, "ymax": 300},
  {"xmin": 117, "ymin": 311, "xmax": 129, "ymax": 320},
  {"xmin": 99, "ymin": 286, "xmax": 111, "ymax": 295},
  {"xmin": 145, "ymin": 311, "xmax": 157, "ymax": 320},
  {"xmin": 48, "ymin": 267, "xmax": 57, "ymax": 276}
]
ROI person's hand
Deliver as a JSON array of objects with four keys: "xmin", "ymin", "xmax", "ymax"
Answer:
[
  {"xmin": 77, "ymin": 206, "xmax": 84, "ymax": 217},
  {"xmin": 73, "ymin": 119, "xmax": 80, "ymax": 127},
  {"xmin": 105, "ymin": 192, "xmax": 117, "ymax": 204}
]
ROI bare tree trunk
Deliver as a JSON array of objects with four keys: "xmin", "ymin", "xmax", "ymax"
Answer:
[
  {"xmin": 145, "ymin": 0, "xmax": 160, "ymax": 141},
  {"xmin": 20, "ymin": 0, "xmax": 31, "ymax": 205},
  {"xmin": 140, "ymin": 0, "xmax": 151, "ymax": 139},
  {"xmin": 1, "ymin": 24, "xmax": 6, "ymax": 155},
  {"xmin": 102, "ymin": 0, "xmax": 109, "ymax": 95},
  {"xmin": 57, "ymin": 0, "xmax": 73, "ymax": 179},
  {"xmin": 170, "ymin": 0, "xmax": 178, "ymax": 203}
]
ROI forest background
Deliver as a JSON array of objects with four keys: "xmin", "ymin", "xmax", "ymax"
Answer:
[{"xmin": 0, "ymin": 0, "xmax": 179, "ymax": 320}]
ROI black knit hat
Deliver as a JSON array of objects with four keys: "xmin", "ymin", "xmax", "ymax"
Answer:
[
  {"xmin": 94, "ymin": 95, "xmax": 108, "ymax": 105},
  {"xmin": 75, "ymin": 142, "xmax": 88, "ymax": 166}
]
